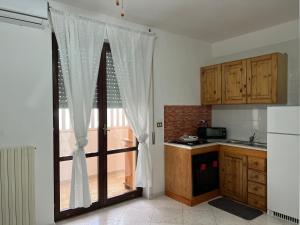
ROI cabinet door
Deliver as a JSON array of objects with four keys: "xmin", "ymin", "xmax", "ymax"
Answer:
[
  {"xmin": 201, "ymin": 65, "xmax": 222, "ymax": 105},
  {"xmin": 220, "ymin": 152, "xmax": 247, "ymax": 202},
  {"xmin": 165, "ymin": 146, "xmax": 192, "ymax": 199},
  {"xmin": 247, "ymin": 54, "xmax": 277, "ymax": 103},
  {"xmin": 222, "ymin": 60, "xmax": 247, "ymax": 104}
]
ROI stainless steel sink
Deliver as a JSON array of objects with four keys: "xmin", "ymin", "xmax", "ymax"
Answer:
[
  {"xmin": 251, "ymin": 143, "xmax": 267, "ymax": 148},
  {"xmin": 226, "ymin": 139, "xmax": 267, "ymax": 149},
  {"xmin": 226, "ymin": 139, "xmax": 249, "ymax": 144}
]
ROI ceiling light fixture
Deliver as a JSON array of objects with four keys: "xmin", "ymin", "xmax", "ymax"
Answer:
[{"xmin": 115, "ymin": 0, "xmax": 125, "ymax": 17}]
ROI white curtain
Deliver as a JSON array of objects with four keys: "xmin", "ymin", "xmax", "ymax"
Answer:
[
  {"xmin": 107, "ymin": 26, "xmax": 155, "ymax": 189},
  {"xmin": 51, "ymin": 9, "xmax": 106, "ymax": 208}
]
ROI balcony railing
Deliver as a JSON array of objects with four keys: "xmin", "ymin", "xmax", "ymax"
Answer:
[{"xmin": 59, "ymin": 108, "xmax": 128, "ymax": 130}]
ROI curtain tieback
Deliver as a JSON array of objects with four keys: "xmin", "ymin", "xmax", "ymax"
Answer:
[
  {"xmin": 76, "ymin": 137, "xmax": 88, "ymax": 151},
  {"xmin": 138, "ymin": 134, "xmax": 148, "ymax": 144}
]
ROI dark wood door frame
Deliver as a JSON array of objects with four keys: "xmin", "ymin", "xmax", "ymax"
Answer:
[{"xmin": 52, "ymin": 34, "xmax": 142, "ymax": 222}]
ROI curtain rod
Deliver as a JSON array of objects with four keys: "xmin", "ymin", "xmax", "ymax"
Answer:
[{"xmin": 48, "ymin": 4, "xmax": 156, "ymax": 37}]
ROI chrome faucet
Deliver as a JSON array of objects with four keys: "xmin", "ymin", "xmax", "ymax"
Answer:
[{"xmin": 249, "ymin": 132, "xmax": 256, "ymax": 144}]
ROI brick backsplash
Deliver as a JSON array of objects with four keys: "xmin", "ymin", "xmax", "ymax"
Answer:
[{"xmin": 164, "ymin": 105, "xmax": 212, "ymax": 142}]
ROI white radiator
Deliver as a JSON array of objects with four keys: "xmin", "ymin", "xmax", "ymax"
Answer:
[{"xmin": 0, "ymin": 146, "xmax": 36, "ymax": 225}]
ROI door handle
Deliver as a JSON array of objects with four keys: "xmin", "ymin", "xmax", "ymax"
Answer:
[{"xmin": 103, "ymin": 124, "xmax": 110, "ymax": 135}]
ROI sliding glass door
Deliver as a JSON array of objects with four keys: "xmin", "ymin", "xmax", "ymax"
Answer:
[{"xmin": 52, "ymin": 35, "xmax": 142, "ymax": 222}]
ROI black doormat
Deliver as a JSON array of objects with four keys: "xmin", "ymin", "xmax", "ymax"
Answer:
[{"xmin": 208, "ymin": 197, "xmax": 263, "ymax": 220}]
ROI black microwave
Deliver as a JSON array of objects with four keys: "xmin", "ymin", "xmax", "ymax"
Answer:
[{"xmin": 197, "ymin": 127, "xmax": 227, "ymax": 140}]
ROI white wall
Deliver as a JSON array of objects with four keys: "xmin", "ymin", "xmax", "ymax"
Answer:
[
  {"xmin": 0, "ymin": 22, "xmax": 53, "ymax": 225},
  {"xmin": 210, "ymin": 21, "xmax": 299, "ymax": 143},
  {"xmin": 150, "ymin": 29, "xmax": 211, "ymax": 196}
]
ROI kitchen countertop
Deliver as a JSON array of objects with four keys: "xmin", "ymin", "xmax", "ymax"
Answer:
[{"xmin": 164, "ymin": 141, "xmax": 267, "ymax": 151}]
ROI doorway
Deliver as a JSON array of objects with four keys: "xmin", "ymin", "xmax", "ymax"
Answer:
[{"xmin": 52, "ymin": 35, "xmax": 142, "ymax": 222}]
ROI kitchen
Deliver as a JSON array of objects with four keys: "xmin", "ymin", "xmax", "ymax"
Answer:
[
  {"xmin": 0, "ymin": 1, "xmax": 299, "ymax": 225},
  {"xmin": 163, "ymin": 49, "xmax": 299, "ymax": 223}
]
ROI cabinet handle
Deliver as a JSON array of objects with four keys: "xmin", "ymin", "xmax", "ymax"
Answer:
[{"xmin": 240, "ymin": 88, "xmax": 243, "ymax": 93}]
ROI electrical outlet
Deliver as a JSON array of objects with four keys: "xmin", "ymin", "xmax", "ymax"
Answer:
[{"xmin": 156, "ymin": 122, "xmax": 163, "ymax": 128}]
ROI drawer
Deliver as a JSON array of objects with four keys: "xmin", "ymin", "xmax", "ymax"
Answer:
[
  {"xmin": 248, "ymin": 181, "xmax": 266, "ymax": 197},
  {"xmin": 248, "ymin": 193, "xmax": 266, "ymax": 210},
  {"xmin": 248, "ymin": 169, "xmax": 266, "ymax": 184},
  {"xmin": 248, "ymin": 157, "xmax": 266, "ymax": 171}
]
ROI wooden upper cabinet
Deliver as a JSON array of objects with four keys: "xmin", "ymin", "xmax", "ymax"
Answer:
[
  {"xmin": 201, "ymin": 65, "xmax": 222, "ymax": 105},
  {"xmin": 222, "ymin": 60, "xmax": 247, "ymax": 104},
  {"xmin": 247, "ymin": 53, "xmax": 287, "ymax": 104},
  {"xmin": 200, "ymin": 52, "xmax": 287, "ymax": 105}
]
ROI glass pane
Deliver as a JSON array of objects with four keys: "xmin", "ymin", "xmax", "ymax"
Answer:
[
  {"xmin": 107, "ymin": 151, "xmax": 136, "ymax": 198},
  {"xmin": 59, "ymin": 108, "xmax": 99, "ymax": 157},
  {"xmin": 60, "ymin": 157, "xmax": 99, "ymax": 211},
  {"xmin": 107, "ymin": 108, "xmax": 136, "ymax": 151},
  {"xmin": 106, "ymin": 50, "xmax": 136, "ymax": 151}
]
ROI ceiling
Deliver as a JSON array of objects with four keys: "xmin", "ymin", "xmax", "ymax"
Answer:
[{"xmin": 56, "ymin": 0, "xmax": 299, "ymax": 42}]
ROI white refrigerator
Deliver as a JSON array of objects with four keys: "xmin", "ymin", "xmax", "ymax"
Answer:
[{"xmin": 267, "ymin": 106, "xmax": 300, "ymax": 220}]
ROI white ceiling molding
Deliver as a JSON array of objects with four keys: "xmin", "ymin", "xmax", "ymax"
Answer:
[{"xmin": 212, "ymin": 20, "xmax": 299, "ymax": 57}]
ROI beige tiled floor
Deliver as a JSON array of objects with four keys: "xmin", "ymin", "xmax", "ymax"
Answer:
[{"xmin": 56, "ymin": 195, "xmax": 293, "ymax": 225}]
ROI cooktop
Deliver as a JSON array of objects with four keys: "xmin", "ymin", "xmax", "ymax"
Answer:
[{"xmin": 170, "ymin": 139, "xmax": 209, "ymax": 146}]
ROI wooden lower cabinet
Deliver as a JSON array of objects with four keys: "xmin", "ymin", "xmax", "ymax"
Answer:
[
  {"xmin": 219, "ymin": 152, "xmax": 247, "ymax": 202},
  {"xmin": 165, "ymin": 145, "xmax": 192, "ymax": 202},
  {"xmin": 164, "ymin": 145, "xmax": 220, "ymax": 206},
  {"xmin": 248, "ymin": 193, "xmax": 266, "ymax": 209},
  {"xmin": 165, "ymin": 144, "xmax": 267, "ymax": 211},
  {"xmin": 248, "ymin": 169, "xmax": 266, "ymax": 184},
  {"xmin": 219, "ymin": 145, "xmax": 267, "ymax": 211}
]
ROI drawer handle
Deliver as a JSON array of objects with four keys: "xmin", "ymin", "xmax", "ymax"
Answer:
[
  {"xmin": 254, "ymin": 175, "xmax": 259, "ymax": 179},
  {"xmin": 254, "ymin": 187, "xmax": 258, "ymax": 191}
]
